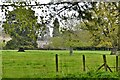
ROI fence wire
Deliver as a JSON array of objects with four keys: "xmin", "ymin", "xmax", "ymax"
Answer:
[{"xmin": 58, "ymin": 53, "xmax": 117, "ymax": 74}]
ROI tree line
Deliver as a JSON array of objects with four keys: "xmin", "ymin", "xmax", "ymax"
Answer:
[{"xmin": 1, "ymin": 1, "xmax": 120, "ymax": 55}]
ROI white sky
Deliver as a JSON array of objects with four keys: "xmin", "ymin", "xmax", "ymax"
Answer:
[
  {"xmin": 0, "ymin": 0, "xmax": 51, "ymax": 4},
  {"xmin": 38, "ymin": 0, "xmax": 51, "ymax": 4}
]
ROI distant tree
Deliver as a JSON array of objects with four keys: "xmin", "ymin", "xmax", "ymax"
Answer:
[
  {"xmin": 50, "ymin": 24, "xmax": 92, "ymax": 55},
  {"xmin": 52, "ymin": 18, "xmax": 60, "ymax": 37},
  {"xmin": 1, "ymin": 1, "xmax": 93, "ymax": 50},
  {"xmin": 2, "ymin": 6, "xmax": 40, "ymax": 49}
]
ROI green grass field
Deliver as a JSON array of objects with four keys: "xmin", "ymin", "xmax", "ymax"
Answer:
[
  {"xmin": 1, "ymin": 50, "xmax": 119, "ymax": 78},
  {"xmin": 0, "ymin": 50, "xmax": 2, "ymax": 79}
]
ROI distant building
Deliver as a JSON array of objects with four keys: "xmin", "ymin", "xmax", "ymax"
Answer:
[
  {"xmin": 37, "ymin": 40, "xmax": 49, "ymax": 48},
  {"xmin": 37, "ymin": 27, "xmax": 50, "ymax": 48},
  {"xmin": 0, "ymin": 30, "xmax": 11, "ymax": 44}
]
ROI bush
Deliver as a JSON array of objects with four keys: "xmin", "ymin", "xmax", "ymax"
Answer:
[{"xmin": 3, "ymin": 38, "xmax": 37, "ymax": 50}]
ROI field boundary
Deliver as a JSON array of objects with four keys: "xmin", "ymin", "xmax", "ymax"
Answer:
[{"xmin": 55, "ymin": 54, "xmax": 119, "ymax": 73}]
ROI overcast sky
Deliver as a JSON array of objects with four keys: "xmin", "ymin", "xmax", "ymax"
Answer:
[{"xmin": 0, "ymin": 0, "xmax": 51, "ymax": 4}]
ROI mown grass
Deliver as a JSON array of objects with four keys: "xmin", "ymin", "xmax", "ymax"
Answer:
[
  {"xmin": 2, "ymin": 50, "xmax": 119, "ymax": 78},
  {"xmin": 0, "ymin": 50, "xmax": 2, "ymax": 79}
]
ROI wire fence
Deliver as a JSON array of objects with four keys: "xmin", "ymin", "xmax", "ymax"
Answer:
[
  {"xmin": 56, "ymin": 54, "xmax": 119, "ymax": 74},
  {"xmin": 2, "ymin": 51, "xmax": 120, "ymax": 78}
]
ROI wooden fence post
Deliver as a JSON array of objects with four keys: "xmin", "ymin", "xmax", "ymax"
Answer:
[
  {"xmin": 116, "ymin": 56, "xmax": 118, "ymax": 72},
  {"xmin": 83, "ymin": 55, "xmax": 85, "ymax": 71},
  {"xmin": 55, "ymin": 54, "xmax": 58, "ymax": 72},
  {"xmin": 103, "ymin": 55, "xmax": 107, "ymax": 71},
  {"xmin": 97, "ymin": 55, "xmax": 112, "ymax": 72}
]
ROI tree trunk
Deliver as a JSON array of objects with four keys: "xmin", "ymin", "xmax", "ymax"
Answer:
[
  {"xmin": 110, "ymin": 36, "xmax": 118, "ymax": 55},
  {"xmin": 69, "ymin": 46, "xmax": 73, "ymax": 56},
  {"xmin": 18, "ymin": 47, "xmax": 25, "ymax": 52},
  {"xmin": 110, "ymin": 46, "xmax": 117, "ymax": 55},
  {"xmin": 117, "ymin": 29, "xmax": 120, "ymax": 55},
  {"xmin": 117, "ymin": 8, "xmax": 120, "ymax": 55}
]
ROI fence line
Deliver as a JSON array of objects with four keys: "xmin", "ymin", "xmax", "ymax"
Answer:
[
  {"xmin": 55, "ymin": 54, "xmax": 119, "ymax": 73},
  {"xmin": 97, "ymin": 55, "xmax": 112, "ymax": 72}
]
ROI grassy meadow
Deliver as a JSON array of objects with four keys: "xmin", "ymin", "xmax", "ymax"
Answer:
[
  {"xmin": 0, "ymin": 50, "xmax": 2, "ymax": 79},
  {"xmin": 1, "ymin": 50, "xmax": 119, "ymax": 78}
]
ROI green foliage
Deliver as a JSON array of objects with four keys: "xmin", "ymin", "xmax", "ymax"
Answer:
[
  {"xmin": 4, "ymin": 37, "xmax": 37, "ymax": 50},
  {"xmin": 0, "ymin": 42, "xmax": 3, "ymax": 49},
  {"xmin": 2, "ymin": 6, "xmax": 40, "ymax": 49},
  {"xmin": 52, "ymin": 18, "xmax": 60, "ymax": 37},
  {"xmin": 0, "ymin": 40, "xmax": 6, "ymax": 49},
  {"xmin": 81, "ymin": 2, "xmax": 119, "ymax": 49},
  {"xmin": 50, "ymin": 29, "xmax": 93, "ymax": 49}
]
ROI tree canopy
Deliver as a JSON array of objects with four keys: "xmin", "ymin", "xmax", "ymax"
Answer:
[
  {"xmin": 80, "ymin": 2, "xmax": 120, "ymax": 54},
  {"xmin": 2, "ymin": 6, "xmax": 40, "ymax": 49}
]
